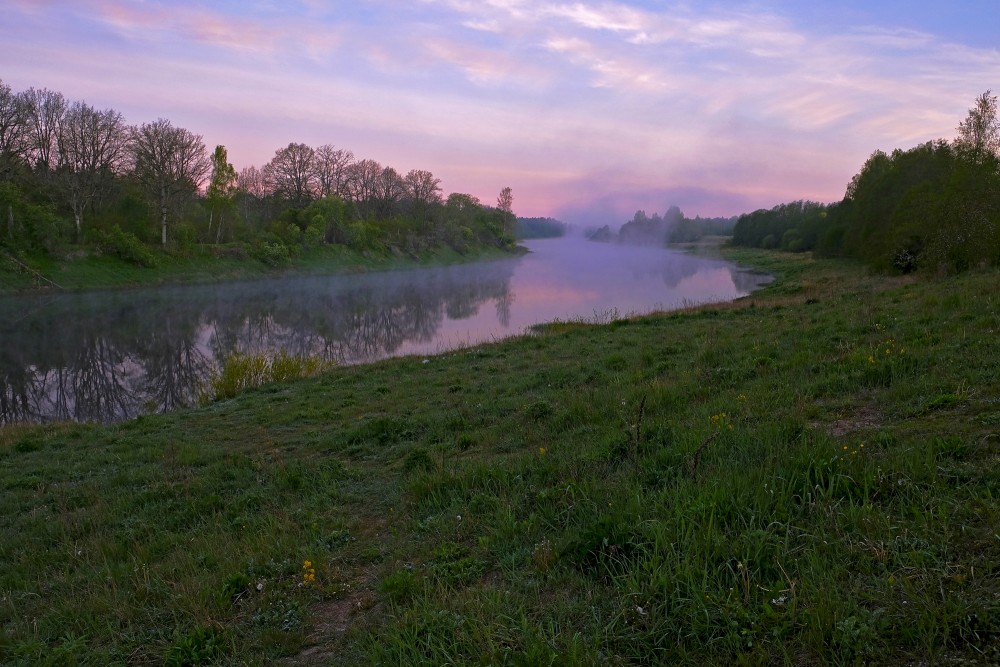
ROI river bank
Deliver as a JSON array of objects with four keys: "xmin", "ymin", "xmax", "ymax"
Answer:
[
  {"xmin": 2, "ymin": 248, "xmax": 998, "ymax": 664},
  {"xmin": 0, "ymin": 242, "xmax": 525, "ymax": 295}
]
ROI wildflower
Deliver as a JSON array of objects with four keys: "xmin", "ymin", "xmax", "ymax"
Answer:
[
  {"xmin": 539, "ymin": 447, "xmax": 546, "ymax": 454},
  {"xmin": 302, "ymin": 560, "xmax": 316, "ymax": 585}
]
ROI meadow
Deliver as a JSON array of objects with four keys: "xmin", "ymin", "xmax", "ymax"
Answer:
[{"xmin": 1, "ymin": 248, "xmax": 998, "ymax": 665}]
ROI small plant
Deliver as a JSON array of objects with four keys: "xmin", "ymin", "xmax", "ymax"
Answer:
[
  {"xmin": 164, "ymin": 626, "xmax": 225, "ymax": 666},
  {"xmin": 379, "ymin": 569, "xmax": 420, "ymax": 604}
]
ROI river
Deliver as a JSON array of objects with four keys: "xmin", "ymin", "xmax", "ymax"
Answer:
[{"xmin": 0, "ymin": 237, "xmax": 770, "ymax": 424}]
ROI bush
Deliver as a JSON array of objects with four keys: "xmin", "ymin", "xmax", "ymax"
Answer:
[
  {"xmin": 251, "ymin": 241, "xmax": 291, "ymax": 267},
  {"xmin": 94, "ymin": 225, "xmax": 158, "ymax": 267}
]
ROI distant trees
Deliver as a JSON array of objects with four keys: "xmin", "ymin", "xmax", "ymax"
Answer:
[
  {"xmin": 516, "ymin": 217, "xmax": 567, "ymax": 239},
  {"xmin": 607, "ymin": 206, "xmax": 735, "ymax": 245},
  {"xmin": 733, "ymin": 90, "xmax": 1000, "ymax": 274},
  {"xmin": 732, "ymin": 201, "xmax": 831, "ymax": 253},
  {"xmin": 0, "ymin": 77, "xmax": 519, "ymax": 262}
]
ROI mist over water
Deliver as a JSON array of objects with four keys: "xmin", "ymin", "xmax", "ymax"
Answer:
[{"xmin": 1, "ymin": 238, "xmax": 769, "ymax": 424}]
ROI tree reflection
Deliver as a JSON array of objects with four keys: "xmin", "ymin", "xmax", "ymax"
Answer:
[{"xmin": 0, "ymin": 258, "xmax": 518, "ymax": 423}]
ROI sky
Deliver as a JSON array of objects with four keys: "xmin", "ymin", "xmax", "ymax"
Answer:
[{"xmin": 3, "ymin": 0, "xmax": 999, "ymax": 226}]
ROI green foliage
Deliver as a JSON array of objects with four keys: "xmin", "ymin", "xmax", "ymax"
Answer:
[
  {"xmin": 732, "ymin": 200, "xmax": 830, "ymax": 252},
  {"xmin": 250, "ymin": 240, "xmax": 291, "ymax": 267},
  {"xmin": 0, "ymin": 182, "xmax": 66, "ymax": 255},
  {"xmin": 93, "ymin": 225, "xmax": 159, "ymax": 267},
  {"xmin": 163, "ymin": 626, "xmax": 226, "ymax": 666}
]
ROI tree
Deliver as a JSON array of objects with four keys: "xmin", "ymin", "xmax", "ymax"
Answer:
[
  {"xmin": 373, "ymin": 166, "xmax": 405, "ymax": 218},
  {"xmin": 314, "ymin": 144, "xmax": 354, "ymax": 198},
  {"xmin": 23, "ymin": 87, "xmax": 66, "ymax": 172},
  {"xmin": 206, "ymin": 145, "xmax": 237, "ymax": 243},
  {"xmin": 263, "ymin": 142, "xmax": 316, "ymax": 207},
  {"xmin": 404, "ymin": 169, "xmax": 442, "ymax": 206},
  {"xmin": 346, "ymin": 159, "xmax": 383, "ymax": 219},
  {"xmin": 955, "ymin": 90, "xmax": 999, "ymax": 164},
  {"xmin": 56, "ymin": 102, "xmax": 128, "ymax": 241},
  {"xmin": 236, "ymin": 165, "xmax": 268, "ymax": 229},
  {"xmin": 0, "ymin": 80, "xmax": 31, "ymax": 180},
  {"xmin": 497, "ymin": 186, "xmax": 515, "ymax": 239},
  {"xmin": 131, "ymin": 119, "xmax": 211, "ymax": 246}
]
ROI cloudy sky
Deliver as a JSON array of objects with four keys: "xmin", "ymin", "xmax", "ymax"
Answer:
[{"xmin": 4, "ymin": 0, "xmax": 998, "ymax": 225}]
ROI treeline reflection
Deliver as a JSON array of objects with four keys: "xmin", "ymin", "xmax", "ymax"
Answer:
[{"xmin": 1, "ymin": 260, "xmax": 517, "ymax": 424}]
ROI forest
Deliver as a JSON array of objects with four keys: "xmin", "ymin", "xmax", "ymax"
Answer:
[
  {"xmin": 0, "ymin": 79, "xmax": 517, "ymax": 271},
  {"xmin": 732, "ymin": 91, "xmax": 1000, "ymax": 273}
]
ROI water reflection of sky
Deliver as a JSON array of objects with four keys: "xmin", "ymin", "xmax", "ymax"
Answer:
[
  {"xmin": 395, "ymin": 237, "xmax": 769, "ymax": 356},
  {"xmin": 1, "ymin": 238, "xmax": 769, "ymax": 423}
]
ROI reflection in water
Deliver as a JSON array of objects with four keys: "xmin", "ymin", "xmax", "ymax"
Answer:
[{"xmin": 1, "ymin": 238, "xmax": 770, "ymax": 424}]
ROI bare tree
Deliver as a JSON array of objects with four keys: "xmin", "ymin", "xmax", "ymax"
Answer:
[
  {"xmin": 346, "ymin": 158, "xmax": 383, "ymax": 218},
  {"xmin": 0, "ymin": 80, "xmax": 31, "ymax": 179},
  {"xmin": 263, "ymin": 142, "xmax": 317, "ymax": 206},
  {"xmin": 236, "ymin": 165, "xmax": 268, "ymax": 228},
  {"xmin": 404, "ymin": 169, "xmax": 442, "ymax": 206},
  {"xmin": 955, "ymin": 90, "xmax": 1000, "ymax": 164},
  {"xmin": 374, "ymin": 166, "xmax": 406, "ymax": 218},
  {"xmin": 56, "ymin": 102, "xmax": 128, "ymax": 241},
  {"xmin": 23, "ymin": 87, "xmax": 66, "ymax": 172},
  {"xmin": 314, "ymin": 144, "xmax": 354, "ymax": 198},
  {"xmin": 131, "ymin": 118, "xmax": 211, "ymax": 246}
]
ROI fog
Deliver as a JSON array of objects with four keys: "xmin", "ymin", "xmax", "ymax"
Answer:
[{"xmin": 0, "ymin": 237, "xmax": 769, "ymax": 423}]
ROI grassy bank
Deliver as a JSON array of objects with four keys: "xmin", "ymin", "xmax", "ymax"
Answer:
[
  {"xmin": 2, "ymin": 250, "xmax": 999, "ymax": 665},
  {"xmin": 0, "ymin": 243, "xmax": 521, "ymax": 294}
]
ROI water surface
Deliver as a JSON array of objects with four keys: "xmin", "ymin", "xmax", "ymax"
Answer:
[{"xmin": 1, "ymin": 238, "xmax": 769, "ymax": 423}]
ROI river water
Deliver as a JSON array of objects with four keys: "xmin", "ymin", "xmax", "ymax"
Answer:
[{"xmin": 0, "ymin": 237, "xmax": 770, "ymax": 424}]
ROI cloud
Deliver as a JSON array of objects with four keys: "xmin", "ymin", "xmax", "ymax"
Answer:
[{"xmin": 5, "ymin": 0, "xmax": 1000, "ymax": 221}]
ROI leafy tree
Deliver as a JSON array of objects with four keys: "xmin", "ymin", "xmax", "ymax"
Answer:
[
  {"xmin": 954, "ymin": 90, "xmax": 999, "ymax": 164},
  {"xmin": 206, "ymin": 145, "xmax": 237, "ymax": 243}
]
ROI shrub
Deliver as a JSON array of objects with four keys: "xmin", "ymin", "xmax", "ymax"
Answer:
[
  {"xmin": 251, "ymin": 241, "xmax": 291, "ymax": 267},
  {"xmin": 94, "ymin": 225, "xmax": 158, "ymax": 267}
]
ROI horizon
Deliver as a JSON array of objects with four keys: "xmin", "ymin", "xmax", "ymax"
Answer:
[{"xmin": 4, "ymin": 0, "xmax": 998, "ymax": 226}]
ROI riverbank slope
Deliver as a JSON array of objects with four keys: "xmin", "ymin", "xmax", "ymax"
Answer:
[
  {"xmin": 0, "ymin": 243, "xmax": 524, "ymax": 294},
  {"xmin": 1, "ymin": 249, "xmax": 998, "ymax": 664}
]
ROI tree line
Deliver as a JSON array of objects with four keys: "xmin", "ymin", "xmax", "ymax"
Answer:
[
  {"xmin": 732, "ymin": 91, "xmax": 1000, "ymax": 273},
  {"xmin": 589, "ymin": 205, "xmax": 737, "ymax": 245},
  {"xmin": 0, "ymin": 79, "xmax": 517, "ymax": 266}
]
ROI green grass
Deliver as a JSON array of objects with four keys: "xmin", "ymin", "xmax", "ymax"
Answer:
[
  {"xmin": 0, "ymin": 243, "xmax": 520, "ymax": 294},
  {"xmin": 2, "ymin": 249, "xmax": 1000, "ymax": 665}
]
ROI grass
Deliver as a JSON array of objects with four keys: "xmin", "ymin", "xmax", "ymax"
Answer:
[
  {"xmin": 0, "ymin": 242, "xmax": 520, "ymax": 294},
  {"xmin": 2, "ymin": 248, "xmax": 1000, "ymax": 665}
]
